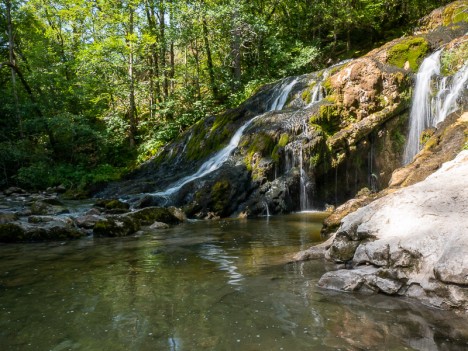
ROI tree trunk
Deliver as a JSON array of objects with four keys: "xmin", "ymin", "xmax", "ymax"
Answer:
[
  {"xmin": 202, "ymin": 17, "xmax": 218, "ymax": 101},
  {"xmin": 127, "ymin": 5, "xmax": 137, "ymax": 147},
  {"xmin": 159, "ymin": 0, "xmax": 169, "ymax": 100},
  {"xmin": 230, "ymin": 6, "xmax": 241, "ymax": 91},
  {"xmin": 145, "ymin": 3, "xmax": 162, "ymax": 104},
  {"xmin": 5, "ymin": 0, "xmax": 23, "ymax": 137}
]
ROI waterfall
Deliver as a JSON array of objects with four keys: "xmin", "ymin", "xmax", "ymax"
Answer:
[
  {"xmin": 263, "ymin": 201, "xmax": 270, "ymax": 217},
  {"xmin": 152, "ymin": 77, "xmax": 298, "ymax": 198},
  {"xmin": 299, "ymin": 145, "xmax": 309, "ymax": 211},
  {"xmin": 403, "ymin": 50, "xmax": 468, "ymax": 164},
  {"xmin": 284, "ymin": 141, "xmax": 311, "ymax": 211}
]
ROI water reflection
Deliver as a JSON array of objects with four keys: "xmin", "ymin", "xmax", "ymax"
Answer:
[{"xmin": 0, "ymin": 213, "xmax": 467, "ymax": 351}]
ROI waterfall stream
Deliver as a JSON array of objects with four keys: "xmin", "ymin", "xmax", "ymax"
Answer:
[
  {"xmin": 403, "ymin": 51, "xmax": 468, "ymax": 164},
  {"xmin": 151, "ymin": 77, "xmax": 298, "ymax": 198}
]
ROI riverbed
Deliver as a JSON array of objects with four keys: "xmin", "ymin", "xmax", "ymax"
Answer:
[{"xmin": 1, "ymin": 212, "xmax": 467, "ymax": 351}]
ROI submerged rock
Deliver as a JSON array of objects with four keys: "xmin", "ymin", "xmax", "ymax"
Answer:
[{"xmin": 317, "ymin": 151, "xmax": 468, "ymax": 311}]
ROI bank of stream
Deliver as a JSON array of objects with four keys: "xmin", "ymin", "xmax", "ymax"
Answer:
[{"xmin": 1, "ymin": 212, "xmax": 468, "ymax": 351}]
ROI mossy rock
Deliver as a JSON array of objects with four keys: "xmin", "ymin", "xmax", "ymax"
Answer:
[
  {"xmin": 30, "ymin": 201, "xmax": 70, "ymax": 216},
  {"xmin": 93, "ymin": 216, "xmax": 141, "ymax": 237},
  {"xmin": 387, "ymin": 37, "xmax": 429, "ymax": 71},
  {"xmin": 0, "ymin": 222, "xmax": 85, "ymax": 242},
  {"xmin": 182, "ymin": 110, "xmax": 242, "ymax": 162},
  {"xmin": 443, "ymin": 1, "xmax": 468, "ymax": 26},
  {"xmin": 94, "ymin": 199, "xmax": 130, "ymax": 211},
  {"xmin": 243, "ymin": 132, "xmax": 275, "ymax": 168},
  {"xmin": 0, "ymin": 213, "xmax": 19, "ymax": 224},
  {"xmin": 271, "ymin": 133, "xmax": 290, "ymax": 163},
  {"xmin": 309, "ymin": 104, "xmax": 342, "ymax": 136},
  {"xmin": 0, "ymin": 223, "xmax": 26, "ymax": 242},
  {"xmin": 210, "ymin": 179, "xmax": 231, "ymax": 214},
  {"xmin": 126, "ymin": 207, "xmax": 182, "ymax": 226}
]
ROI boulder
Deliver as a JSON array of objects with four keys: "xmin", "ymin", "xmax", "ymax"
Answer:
[
  {"xmin": 74, "ymin": 214, "xmax": 106, "ymax": 229},
  {"xmin": 125, "ymin": 206, "xmax": 182, "ymax": 226},
  {"xmin": 93, "ymin": 215, "xmax": 140, "ymax": 237},
  {"xmin": 94, "ymin": 199, "xmax": 130, "ymax": 212},
  {"xmin": 0, "ymin": 220, "xmax": 85, "ymax": 243},
  {"xmin": 30, "ymin": 200, "xmax": 70, "ymax": 215},
  {"xmin": 317, "ymin": 151, "xmax": 468, "ymax": 311},
  {"xmin": 0, "ymin": 212, "xmax": 19, "ymax": 224}
]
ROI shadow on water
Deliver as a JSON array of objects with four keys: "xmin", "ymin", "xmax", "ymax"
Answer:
[{"xmin": 1, "ymin": 213, "xmax": 467, "ymax": 351}]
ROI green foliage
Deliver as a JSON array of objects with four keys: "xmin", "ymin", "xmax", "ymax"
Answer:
[
  {"xmin": 387, "ymin": 37, "xmax": 429, "ymax": 71},
  {"xmin": 0, "ymin": 0, "xmax": 452, "ymax": 190},
  {"xmin": 16, "ymin": 162, "xmax": 124, "ymax": 191}
]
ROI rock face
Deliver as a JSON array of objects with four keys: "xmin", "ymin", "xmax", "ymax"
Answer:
[
  {"xmin": 317, "ymin": 151, "xmax": 468, "ymax": 311},
  {"xmin": 96, "ymin": 2, "xmax": 468, "ymax": 219}
]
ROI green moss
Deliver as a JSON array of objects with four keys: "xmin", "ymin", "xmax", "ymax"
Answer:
[
  {"xmin": 309, "ymin": 104, "xmax": 342, "ymax": 136},
  {"xmin": 243, "ymin": 133, "xmax": 275, "ymax": 170},
  {"xmin": 126, "ymin": 207, "xmax": 181, "ymax": 225},
  {"xmin": 443, "ymin": 3, "xmax": 468, "ymax": 25},
  {"xmin": 183, "ymin": 111, "xmax": 241, "ymax": 161},
  {"xmin": 210, "ymin": 179, "xmax": 231, "ymax": 213},
  {"xmin": 271, "ymin": 133, "xmax": 290, "ymax": 163},
  {"xmin": 387, "ymin": 37, "xmax": 429, "ymax": 71},
  {"xmin": 441, "ymin": 41, "xmax": 468, "ymax": 76},
  {"xmin": 391, "ymin": 129, "xmax": 406, "ymax": 150}
]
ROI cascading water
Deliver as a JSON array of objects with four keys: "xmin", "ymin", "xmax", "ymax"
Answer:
[
  {"xmin": 403, "ymin": 50, "xmax": 468, "ymax": 164},
  {"xmin": 151, "ymin": 77, "xmax": 298, "ymax": 198}
]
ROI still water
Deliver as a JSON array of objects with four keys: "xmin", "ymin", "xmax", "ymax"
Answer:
[{"xmin": 1, "ymin": 213, "xmax": 468, "ymax": 351}]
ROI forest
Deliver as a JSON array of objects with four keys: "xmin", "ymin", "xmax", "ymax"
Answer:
[{"xmin": 0, "ymin": 0, "xmax": 451, "ymax": 192}]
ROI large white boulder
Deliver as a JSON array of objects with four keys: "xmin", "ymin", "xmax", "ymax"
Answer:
[{"xmin": 319, "ymin": 151, "xmax": 468, "ymax": 311}]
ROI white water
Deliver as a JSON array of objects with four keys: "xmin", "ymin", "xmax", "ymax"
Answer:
[
  {"xmin": 152, "ymin": 77, "xmax": 298, "ymax": 197},
  {"xmin": 306, "ymin": 67, "xmax": 332, "ymax": 108},
  {"xmin": 403, "ymin": 51, "xmax": 468, "ymax": 164}
]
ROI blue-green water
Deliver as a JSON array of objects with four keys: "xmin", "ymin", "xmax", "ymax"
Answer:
[{"xmin": 1, "ymin": 213, "xmax": 467, "ymax": 351}]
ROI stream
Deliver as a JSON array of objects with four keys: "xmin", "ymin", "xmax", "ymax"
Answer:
[{"xmin": 1, "ymin": 212, "xmax": 468, "ymax": 351}]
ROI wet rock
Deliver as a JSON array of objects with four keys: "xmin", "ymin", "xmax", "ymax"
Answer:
[
  {"xmin": 94, "ymin": 199, "xmax": 130, "ymax": 212},
  {"xmin": 0, "ymin": 212, "xmax": 19, "ymax": 224},
  {"xmin": 93, "ymin": 216, "xmax": 140, "ymax": 237},
  {"xmin": 293, "ymin": 234, "xmax": 336, "ymax": 261},
  {"xmin": 85, "ymin": 208, "xmax": 101, "ymax": 216},
  {"xmin": 28, "ymin": 216, "xmax": 74, "ymax": 225},
  {"xmin": 149, "ymin": 221, "xmax": 170, "ymax": 229},
  {"xmin": 3, "ymin": 187, "xmax": 25, "ymax": 196},
  {"xmin": 126, "ymin": 206, "xmax": 183, "ymax": 226},
  {"xmin": 0, "ymin": 220, "xmax": 85, "ymax": 243},
  {"xmin": 168, "ymin": 207, "xmax": 187, "ymax": 222},
  {"xmin": 30, "ymin": 201, "xmax": 70, "ymax": 215},
  {"xmin": 74, "ymin": 214, "xmax": 106, "ymax": 229}
]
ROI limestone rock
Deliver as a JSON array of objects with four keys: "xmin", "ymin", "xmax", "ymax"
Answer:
[{"xmin": 318, "ymin": 151, "xmax": 468, "ymax": 311}]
